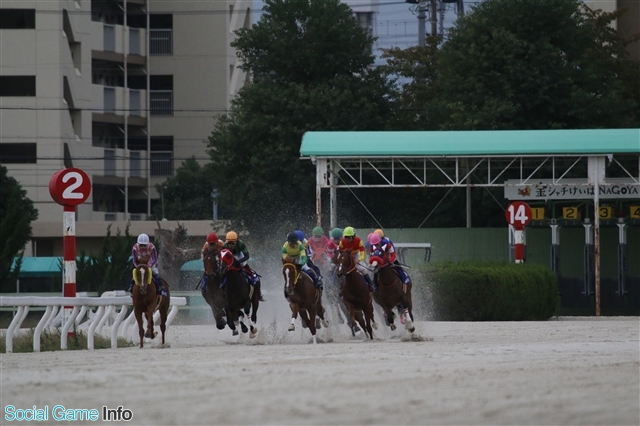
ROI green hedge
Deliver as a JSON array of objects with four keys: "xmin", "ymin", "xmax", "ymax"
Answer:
[{"xmin": 417, "ymin": 261, "xmax": 559, "ymax": 321}]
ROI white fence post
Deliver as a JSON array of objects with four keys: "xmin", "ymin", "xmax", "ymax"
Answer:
[{"xmin": 1, "ymin": 296, "xmax": 186, "ymax": 352}]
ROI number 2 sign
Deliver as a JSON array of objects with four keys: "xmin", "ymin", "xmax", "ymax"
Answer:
[
  {"xmin": 49, "ymin": 168, "xmax": 91, "ymax": 206},
  {"xmin": 505, "ymin": 201, "xmax": 532, "ymax": 230}
]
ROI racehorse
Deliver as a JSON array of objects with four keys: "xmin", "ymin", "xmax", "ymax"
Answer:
[
  {"xmin": 370, "ymin": 256, "xmax": 415, "ymax": 333},
  {"xmin": 324, "ymin": 263, "xmax": 360, "ymax": 336},
  {"xmin": 201, "ymin": 252, "xmax": 227, "ymax": 330},
  {"xmin": 219, "ymin": 249, "xmax": 260, "ymax": 338},
  {"xmin": 335, "ymin": 251, "xmax": 377, "ymax": 339},
  {"xmin": 282, "ymin": 257, "xmax": 328, "ymax": 344},
  {"xmin": 132, "ymin": 264, "xmax": 170, "ymax": 348}
]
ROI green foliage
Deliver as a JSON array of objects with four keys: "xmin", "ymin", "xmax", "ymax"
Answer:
[
  {"xmin": 419, "ymin": 260, "xmax": 559, "ymax": 321},
  {"xmin": 75, "ymin": 224, "xmax": 134, "ymax": 294},
  {"xmin": 0, "ymin": 166, "xmax": 38, "ymax": 290},
  {"xmin": 207, "ymin": 0, "xmax": 391, "ymax": 237},
  {"xmin": 424, "ymin": 0, "xmax": 639, "ymax": 130},
  {"xmin": 151, "ymin": 157, "xmax": 216, "ymax": 220}
]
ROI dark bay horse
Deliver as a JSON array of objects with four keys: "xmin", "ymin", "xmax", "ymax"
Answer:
[
  {"xmin": 282, "ymin": 257, "xmax": 328, "ymax": 344},
  {"xmin": 132, "ymin": 264, "xmax": 170, "ymax": 348},
  {"xmin": 220, "ymin": 249, "xmax": 260, "ymax": 338},
  {"xmin": 201, "ymin": 252, "xmax": 227, "ymax": 330},
  {"xmin": 370, "ymin": 256, "xmax": 415, "ymax": 333},
  {"xmin": 335, "ymin": 252, "xmax": 377, "ymax": 339},
  {"xmin": 324, "ymin": 264, "xmax": 360, "ymax": 336}
]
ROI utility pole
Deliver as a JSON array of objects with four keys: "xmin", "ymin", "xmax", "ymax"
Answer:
[
  {"xmin": 407, "ymin": 0, "xmax": 465, "ymax": 44},
  {"xmin": 417, "ymin": 2, "xmax": 426, "ymax": 46}
]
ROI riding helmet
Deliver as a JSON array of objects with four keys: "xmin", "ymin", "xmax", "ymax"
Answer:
[
  {"xmin": 225, "ymin": 231, "xmax": 238, "ymax": 242},
  {"xmin": 312, "ymin": 226, "xmax": 323, "ymax": 236},
  {"xmin": 368, "ymin": 232, "xmax": 381, "ymax": 245},
  {"xmin": 295, "ymin": 230, "xmax": 305, "ymax": 241},
  {"xmin": 374, "ymin": 229, "xmax": 385, "ymax": 238},
  {"xmin": 206, "ymin": 232, "xmax": 218, "ymax": 244},
  {"xmin": 137, "ymin": 233, "xmax": 150, "ymax": 245},
  {"xmin": 287, "ymin": 232, "xmax": 299, "ymax": 243},
  {"xmin": 330, "ymin": 228, "xmax": 343, "ymax": 239},
  {"xmin": 343, "ymin": 226, "xmax": 356, "ymax": 237}
]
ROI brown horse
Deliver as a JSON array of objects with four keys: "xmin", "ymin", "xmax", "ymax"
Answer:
[
  {"xmin": 132, "ymin": 264, "xmax": 170, "ymax": 348},
  {"xmin": 282, "ymin": 257, "xmax": 328, "ymax": 344},
  {"xmin": 370, "ymin": 258, "xmax": 415, "ymax": 333},
  {"xmin": 219, "ymin": 249, "xmax": 260, "ymax": 338},
  {"xmin": 335, "ymin": 252, "xmax": 377, "ymax": 339},
  {"xmin": 201, "ymin": 252, "xmax": 227, "ymax": 330}
]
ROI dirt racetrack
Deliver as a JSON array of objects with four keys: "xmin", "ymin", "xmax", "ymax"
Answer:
[{"xmin": 2, "ymin": 313, "xmax": 638, "ymax": 426}]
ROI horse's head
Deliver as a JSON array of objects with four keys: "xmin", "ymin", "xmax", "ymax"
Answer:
[
  {"xmin": 282, "ymin": 257, "xmax": 298, "ymax": 295},
  {"xmin": 336, "ymin": 251, "xmax": 354, "ymax": 277},
  {"xmin": 219, "ymin": 248, "xmax": 235, "ymax": 274},
  {"xmin": 133, "ymin": 264, "xmax": 152, "ymax": 295},
  {"xmin": 203, "ymin": 251, "xmax": 219, "ymax": 276},
  {"xmin": 369, "ymin": 249, "xmax": 385, "ymax": 273}
]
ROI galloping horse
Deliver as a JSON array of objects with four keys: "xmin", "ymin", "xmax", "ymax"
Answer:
[
  {"xmin": 132, "ymin": 264, "xmax": 170, "ymax": 348},
  {"xmin": 370, "ymin": 257, "xmax": 415, "ymax": 333},
  {"xmin": 201, "ymin": 252, "xmax": 227, "ymax": 330},
  {"xmin": 335, "ymin": 251, "xmax": 377, "ymax": 339},
  {"xmin": 219, "ymin": 249, "xmax": 260, "ymax": 338},
  {"xmin": 282, "ymin": 257, "xmax": 328, "ymax": 344},
  {"xmin": 324, "ymin": 264, "xmax": 360, "ymax": 336}
]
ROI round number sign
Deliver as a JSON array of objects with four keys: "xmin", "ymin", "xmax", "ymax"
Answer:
[
  {"xmin": 505, "ymin": 201, "xmax": 532, "ymax": 230},
  {"xmin": 49, "ymin": 168, "xmax": 91, "ymax": 206}
]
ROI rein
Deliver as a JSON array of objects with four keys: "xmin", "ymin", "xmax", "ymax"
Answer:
[{"xmin": 283, "ymin": 263, "xmax": 300, "ymax": 286}]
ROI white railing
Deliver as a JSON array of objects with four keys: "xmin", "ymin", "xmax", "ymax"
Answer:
[{"xmin": 1, "ymin": 293, "xmax": 186, "ymax": 352}]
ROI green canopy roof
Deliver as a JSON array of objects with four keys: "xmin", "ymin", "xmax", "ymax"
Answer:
[
  {"xmin": 11, "ymin": 257, "xmax": 62, "ymax": 277},
  {"xmin": 300, "ymin": 129, "xmax": 640, "ymax": 157}
]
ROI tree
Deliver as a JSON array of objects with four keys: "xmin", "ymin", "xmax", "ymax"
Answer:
[
  {"xmin": 425, "ymin": 0, "xmax": 640, "ymax": 130},
  {"xmin": 0, "ymin": 166, "xmax": 38, "ymax": 289},
  {"xmin": 151, "ymin": 157, "xmax": 216, "ymax": 220},
  {"xmin": 206, "ymin": 0, "xmax": 392, "ymax": 238}
]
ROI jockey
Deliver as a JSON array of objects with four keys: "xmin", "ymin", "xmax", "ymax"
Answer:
[
  {"xmin": 308, "ymin": 226, "xmax": 330, "ymax": 266},
  {"xmin": 367, "ymin": 232, "xmax": 410, "ymax": 286},
  {"xmin": 296, "ymin": 229, "xmax": 323, "ymax": 281},
  {"xmin": 129, "ymin": 233, "xmax": 166, "ymax": 297},
  {"xmin": 283, "ymin": 232, "xmax": 323, "ymax": 290},
  {"xmin": 201, "ymin": 232, "xmax": 223, "ymax": 265},
  {"xmin": 199, "ymin": 232, "xmax": 223, "ymax": 290},
  {"xmin": 338, "ymin": 226, "xmax": 374, "ymax": 291},
  {"xmin": 222, "ymin": 230, "xmax": 261, "ymax": 287},
  {"xmin": 326, "ymin": 228, "xmax": 342, "ymax": 263}
]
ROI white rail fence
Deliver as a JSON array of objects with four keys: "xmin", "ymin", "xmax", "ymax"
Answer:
[{"xmin": 1, "ymin": 292, "xmax": 186, "ymax": 353}]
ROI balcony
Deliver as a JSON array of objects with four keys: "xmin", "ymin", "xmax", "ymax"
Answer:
[
  {"xmin": 91, "ymin": 22, "xmax": 147, "ymax": 63},
  {"xmin": 92, "ymin": 84, "xmax": 147, "ymax": 125}
]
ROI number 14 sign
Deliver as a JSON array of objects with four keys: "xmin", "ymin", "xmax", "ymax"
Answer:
[{"xmin": 505, "ymin": 201, "xmax": 532, "ymax": 230}]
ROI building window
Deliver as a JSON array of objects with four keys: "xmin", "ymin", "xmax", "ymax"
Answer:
[
  {"xmin": 0, "ymin": 76, "xmax": 36, "ymax": 97},
  {"xmin": 0, "ymin": 9, "xmax": 35, "ymax": 29},
  {"xmin": 150, "ymin": 75, "xmax": 173, "ymax": 116},
  {"xmin": 0, "ymin": 143, "xmax": 37, "ymax": 164},
  {"xmin": 150, "ymin": 14, "xmax": 173, "ymax": 55},
  {"xmin": 354, "ymin": 12, "xmax": 374, "ymax": 37},
  {"xmin": 150, "ymin": 136, "xmax": 173, "ymax": 176}
]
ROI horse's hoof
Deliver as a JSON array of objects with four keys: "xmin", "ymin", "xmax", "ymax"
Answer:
[
  {"xmin": 232, "ymin": 330, "xmax": 239, "ymax": 336},
  {"xmin": 288, "ymin": 324, "xmax": 295, "ymax": 331},
  {"xmin": 390, "ymin": 324, "xmax": 397, "ymax": 331},
  {"xmin": 322, "ymin": 320, "xmax": 329, "ymax": 328},
  {"xmin": 240, "ymin": 323, "xmax": 249, "ymax": 333},
  {"xmin": 315, "ymin": 318, "xmax": 322, "ymax": 329},
  {"xmin": 406, "ymin": 323, "xmax": 415, "ymax": 333},
  {"xmin": 372, "ymin": 322, "xmax": 378, "ymax": 330},
  {"xmin": 250, "ymin": 327, "xmax": 257, "ymax": 338}
]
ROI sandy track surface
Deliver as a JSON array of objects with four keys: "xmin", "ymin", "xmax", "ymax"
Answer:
[{"xmin": 2, "ymin": 313, "xmax": 638, "ymax": 426}]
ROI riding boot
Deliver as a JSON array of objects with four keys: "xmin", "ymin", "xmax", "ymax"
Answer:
[
  {"xmin": 363, "ymin": 274, "xmax": 375, "ymax": 292},
  {"xmin": 127, "ymin": 279, "xmax": 134, "ymax": 293}
]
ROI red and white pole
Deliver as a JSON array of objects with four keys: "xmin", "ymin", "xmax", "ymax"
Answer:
[
  {"xmin": 514, "ymin": 228, "xmax": 525, "ymax": 264},
  {"xmin": 63, "ymin": 205, "xmax": 77, "ymax": 298}
]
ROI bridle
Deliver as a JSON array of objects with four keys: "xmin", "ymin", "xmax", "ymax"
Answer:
[{"xmin": 283, "ymin": 262, "xmax": 299, "ymax": 294}]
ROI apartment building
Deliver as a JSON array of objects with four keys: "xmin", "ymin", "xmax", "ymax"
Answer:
[
  {"xmin": 0, "ymin": 0, "xmax": 250, "ymax": 228},
  {"xmin": 584, "ymin": 0, "xmax": 639, "ymax": 60}
]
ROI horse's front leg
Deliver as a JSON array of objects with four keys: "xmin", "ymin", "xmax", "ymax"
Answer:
[
  {"xmin": 144, "ymin": 307, "xmax": 156, "ymax": 339},
  {"xmin": 134, "ymin": 308, "xmax": 144, "ymax": 348},
  {"xmin": 384, "ymin": 307, "xmax": 397, "ymax": 331},
  {"xmin": 288, "ymin": 303, "xmax": 299, "ymax": 331}
]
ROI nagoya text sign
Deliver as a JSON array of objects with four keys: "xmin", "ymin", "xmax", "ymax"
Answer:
[{"xmin": 504, "ymin": 179, "xmax": 639, "ymax": 200}]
